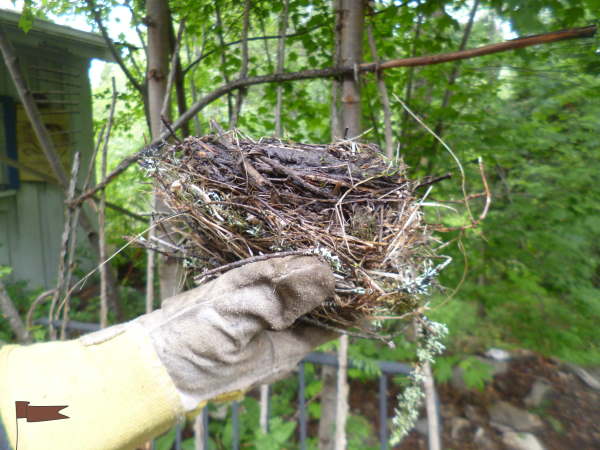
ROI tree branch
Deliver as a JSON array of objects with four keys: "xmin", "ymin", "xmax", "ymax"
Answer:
[
  {"xmin": 0, "ymin": 278, "xmax": 31, "ymax": 343},
  {"xmin": 86, "ymin": 0, "xmax": 145, "ymax": 94},
  {"xmin": 182, "ymin": 23, "xmax": 327, "ymax": 76},
  {"xmin": 70, "ymin": 24, "xmax": 597, "ymax": 205},
  {"xmin": 368, "ymin": 24, "xmax": 596, "ymax": 71}
]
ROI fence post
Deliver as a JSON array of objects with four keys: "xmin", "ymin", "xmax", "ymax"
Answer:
[
  {"xmin": 378, "ymin": 373, "xmax": 388, "ymax": 450},
  {"xmin": 232, "ymin": 401, "xmax": 239, "ymax": 450},
  {"xmin": 298, "ymin": 362, "xmax": 307, "ymax": 450}
]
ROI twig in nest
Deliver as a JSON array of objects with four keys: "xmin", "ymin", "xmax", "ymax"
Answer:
[
  {"xmin": 194, "ymin": 250, "xmax": 314, "ymax": 283},
  {"xmin": 415, "ymin": 173, "xmax": 451, "ymax": 189},
  {"xmin": 299, "ymin": 316, "xmax": 395, "ymax": 347},
  {"xmin": 258, "ymin": 156, "xmax": 334, "ymax": 198}
]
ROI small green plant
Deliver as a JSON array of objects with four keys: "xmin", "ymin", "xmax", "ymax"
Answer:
[
  {"xmin": 253, "ymin": 417, "xmax": 297, "ymax": 450},
  {"xmin": 458, "ymin": 357, "xmax": 493, "ymax": 391}
]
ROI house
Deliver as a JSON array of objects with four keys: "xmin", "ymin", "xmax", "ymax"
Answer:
[{"xmin": 0, "ymin": 9, "xmax": 113, "ymax": 289}]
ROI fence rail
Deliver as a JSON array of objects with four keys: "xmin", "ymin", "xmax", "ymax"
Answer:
[{"xmin": 33, "ymin": 318, "xmax": 440, "ymax": 449}]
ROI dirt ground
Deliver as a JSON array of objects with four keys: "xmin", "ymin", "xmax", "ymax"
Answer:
[{"xmin": 347, "ymin": 353, "xmax": 600, "ymax": 449}]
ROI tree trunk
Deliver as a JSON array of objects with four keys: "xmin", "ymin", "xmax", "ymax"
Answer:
[
  {"xmin": 274, "ymin": 0, "xmax": 290, "ymax": 137},
  {"xmin": 146, "ymin": 0, "xmax": 182, "ymax": 301},
  {"xmin": 320, "ymin": 3, "xmax": 364, "ymax": 449},
  {"xmin": 339, "ymin": 0, "xmax": 364, "ymax": 139},
  {"xmin": 330, "ymin": 0, "xmax": 342, "ymax": 140},
  {"xmin": 335, "ymin": 3, "xmax": 364, "ymax": 447}
]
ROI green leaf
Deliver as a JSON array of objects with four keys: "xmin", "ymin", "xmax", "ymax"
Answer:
[
  {"xmin": 458, "ymin": 357, "xmax": 493, "ymax": 391},
  {"xmin": 18, "ymin": 1, "xmax": 35, "ymax": 33}
]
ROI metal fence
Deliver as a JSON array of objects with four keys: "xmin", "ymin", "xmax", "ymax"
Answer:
[{"xmin": 35, "ymin": 318, "xmax": 440, "ymax": 450}]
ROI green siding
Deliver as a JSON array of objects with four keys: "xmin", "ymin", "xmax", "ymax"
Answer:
[{"xmin": 0, "ymin": 24, "xmax": 102, "ymax": 290}]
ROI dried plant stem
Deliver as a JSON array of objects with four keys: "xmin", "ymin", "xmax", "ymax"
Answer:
[
  {"xmin": 433, "ymin": 156, "xmax": 491, "ymax": 232},
  {"xmin": 423, "ymin": 360, "xmax": 441, "ymax": 450},
  {"xmin": 56, "ymin": 152, "xmax": 81, "ymax": 340},
  {"xmin": 394, "ymin": 94, "xmax": 474, "ymax": 222},
  {"xmin": 26, "ymin": 289, "xmax": 55, "ymax": 331}
]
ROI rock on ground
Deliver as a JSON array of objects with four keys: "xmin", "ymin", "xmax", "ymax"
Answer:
[
  {"xmin": 502, "ymin": 431, "xmax": 546, "ymax": 450},
  {"xmin": 489, "ymin": 401, "xmax": 543, "ymax": 432},
  {"xmin": 524, "ymin": 379, "xmax": 552, "ymax": 408}
]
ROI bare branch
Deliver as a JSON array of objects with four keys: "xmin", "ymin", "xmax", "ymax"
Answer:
[
  {"xmin": 182, "ymin": 23, "xmax": 327, "ymax": 76},
  {"xmin": 370, "ymin": 24, "xmax": 596, "ymax": 71},
  {"xmin": 185, "ymin": 33, "xmax": 206, "ymax": 135},
  {"xmin": 124, "ymin": 0, "xmax": 148, "ymax": 55},
  {"xmin": 257, "ymin": 13, "xmax": 274, "ymax": 69}
]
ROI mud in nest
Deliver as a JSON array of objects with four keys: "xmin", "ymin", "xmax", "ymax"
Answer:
[{"xmin": 141, "ymin": 132, "xmax": 443, "ymax": 334}]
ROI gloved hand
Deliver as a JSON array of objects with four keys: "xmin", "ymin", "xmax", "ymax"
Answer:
[{"xmin": 81, "ymin": 255, "xmax": 336, "ymax": 412}]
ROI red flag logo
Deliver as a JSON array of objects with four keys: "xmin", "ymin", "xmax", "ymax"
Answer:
[{"xmin": 15, "ymin": 401, "xmax": 69, "ymax": 422}]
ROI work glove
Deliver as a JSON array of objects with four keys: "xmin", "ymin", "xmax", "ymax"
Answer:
[{"xmin": 81, "ymin": 255, "xmax": 336, "ymax": 412}]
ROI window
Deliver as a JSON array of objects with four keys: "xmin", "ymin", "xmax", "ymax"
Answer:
[{"xmin": 0, "ymin": 96, "xmax": 18, "ymax": 191}]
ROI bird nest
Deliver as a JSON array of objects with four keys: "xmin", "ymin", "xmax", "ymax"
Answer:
[{"xmin": 141, "ymin": 131, "xmax": 446, "ymax": 336}]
